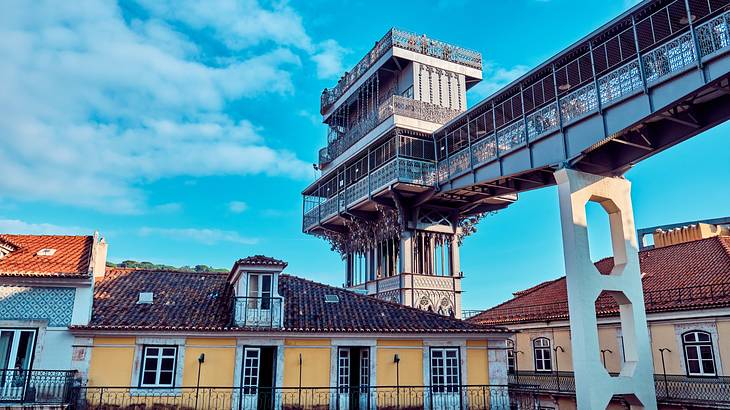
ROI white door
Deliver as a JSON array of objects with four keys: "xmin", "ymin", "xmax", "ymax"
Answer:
[
  {"xmin": 358, "ymin": 349, "xmax": 370, "ymax": 410},
  {"xmin": 240, "ymin": 348, "xmax": 260, "ymax": 410},
  {"xmin": 430, "ymin": 348, "xmax": 460, "ymax": 410},
  {"xmin": 0, "ymin": 329, "xmax": 36, "ymax": 401},
  {"xmin": 337, "ymin": 348, "xmax": 351, "ymax": 409}
]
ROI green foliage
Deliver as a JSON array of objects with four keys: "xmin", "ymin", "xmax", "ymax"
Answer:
[{"xmin": 107, "ymin": 260, "xmax": 228, "ymax": 273}]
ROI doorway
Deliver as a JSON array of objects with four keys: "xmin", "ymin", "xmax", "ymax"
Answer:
[
  {"xmin": 337, "ymin": 347, "xmax": 370, "ymax": 410},
  {"xmin": 0, "ymin": 329, "xmax": 37, "ymax": 401},
  {"xmin": 239, "ymin": 346, "xmax": 276, "ymax": 410}
]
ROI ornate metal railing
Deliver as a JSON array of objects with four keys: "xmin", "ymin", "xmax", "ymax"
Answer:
[
  {"xmin": 433, "ymin": 6, "xmax": 730, "ymax": 184},
  {"xmin": 232, "ymin": 296, "xmax": 283, "ymax": 328},
  {"xmin": 321, "ymin": 28, "xmax": 482, "ymax": 113},
  {"xmin": 510, "ymin": 371, "xmax": 730, "ymax": 407},
  {"xmin": 321, "ymin": 95, "xmax": 461, "ymax": 167},
  {"xmin": 73, "ymin": 384, "xmax": 537, "ymax": 410},
  {"xmin": 469, "ymin": 281, "xmax": 730, "ymax": 325},
  {"xmin": 304, "ymin": 158, "xmax": 437, "ymax": 229},
  {"xmin": 0, "ymin": 369, "xmax": 76, "ymax": 405}
]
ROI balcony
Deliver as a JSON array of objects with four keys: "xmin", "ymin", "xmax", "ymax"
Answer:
[
  {"xmin": 232, "ymin": 296, "xmax": 283, "ymax": 328},
  {"xmin": 304, "ymin": 157, "xmax": 436, "ymax": 231},
  {"xmin": 73, "ymin": 384, "xmax": 536, "ymax": 409},
  {"xmin": 320, "ymin": 95, "xmax": 461, "ymax": 167},
  {"xmin": 321, "ymin": 28, "xmax": 482, "ymax": 114},
  {"xmin": 0, "ymin": 369, "xmax": 76, "ymax": 405},
  {"xmin": 509, "ymin": 371, "xmax": 730, "ymax": 408}
]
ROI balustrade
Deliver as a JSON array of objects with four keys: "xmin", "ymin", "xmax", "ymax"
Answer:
[{"xmin": 321, "ymin": 29, "xmax": 482, "ymax": 113}]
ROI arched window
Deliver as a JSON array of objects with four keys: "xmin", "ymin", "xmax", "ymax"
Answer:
[
  {"xmin": 533, "ymin": 337, "xmax": 552, "ymax": 372},
  {"xmin": 682, "ymin": 331, "xmax": 716, "ymax": 376},
  {"xmin": 507, "ymin": 339, "xmax": 516, "ymax": 375}
]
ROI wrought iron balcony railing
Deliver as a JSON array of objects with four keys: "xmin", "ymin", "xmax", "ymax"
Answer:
[
  {"xmin": 304, "ymin": 157, "xmax": 436, "ymax": 231},
  {"xmin": 320, "ymin": 95, "xmax": 461, "ymax": 167},
  {"xmin": 232, "ymin": 296, "xmax": 283, "ymax": 328},
  {"xmin": 509, "ymin": 371, "xmax": 730, "ymax": 407},
  {"xmin": 0, "ymin": 369, "xmax": 76, "ymax": 405},
  {"xmin": 321, "ymin": 28, "xmax": 482, "ymax": 114},
  {"xmin": 73, "ymin": 384, "xmax": 537, "ymax": 410},
  {"xmin": 433, "ymin": 6, "xmax": 730, "ymax": 185}
]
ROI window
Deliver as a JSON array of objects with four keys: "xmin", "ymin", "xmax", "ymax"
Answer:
[
  {"xmin": 507, "ymin": 340, "xmax": 516, "ymax": 375},
  {"xmin": 431, "ymin": 348, "xmax": 460, "ymax": 392},
  {"xmin": 140, "ymin": 346, "xmax": 177, "ymax": 387},
  {"xmin": 242, "ymin": 348, "xmax": 260, "ymax": 394},
  {"xmin": 533, "ymin": 338, "xmax": 552, "ymax": 372},
  {"xmin": 247, "ymin": 274, "xmax": 272, "ymax": 310},
  {"xmin": 682, "ymin": 331, "xmax": 716, "ymax": 376}
]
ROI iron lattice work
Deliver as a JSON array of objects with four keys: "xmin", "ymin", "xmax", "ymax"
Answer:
[{"xmin": 313, "ymin": 206, "xmax": 401, "ymax": 255}]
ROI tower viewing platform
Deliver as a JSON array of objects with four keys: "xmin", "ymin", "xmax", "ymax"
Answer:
[{"xmin": 303, "ymin": 28, "xmax": 513, "ymax": 318}]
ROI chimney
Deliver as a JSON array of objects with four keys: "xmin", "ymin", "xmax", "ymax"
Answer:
[{"xmin": 91, "ymin": 231, "xmax": 108, "ymax": 278}]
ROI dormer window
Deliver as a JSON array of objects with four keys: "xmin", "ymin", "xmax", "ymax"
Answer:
[{"xmin": 247, "ymin": 273, "xmax": 272, "ymax": 310}]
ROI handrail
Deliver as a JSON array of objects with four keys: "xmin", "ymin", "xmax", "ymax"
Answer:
[{"xmin": 321, "ymin": 28, "xmax": 482, "ymax": 114}]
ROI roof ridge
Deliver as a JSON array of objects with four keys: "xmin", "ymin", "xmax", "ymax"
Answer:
[{"xmin": 107, "ymin": 267, "xmax": 227, "ymax": 275}]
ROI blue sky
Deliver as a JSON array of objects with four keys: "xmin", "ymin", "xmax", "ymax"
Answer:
[{"xmin": 1, "ymin": 0, "xmax": 728, "ymax": 310}]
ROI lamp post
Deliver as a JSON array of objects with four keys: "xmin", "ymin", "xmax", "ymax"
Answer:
[
  {"xmin": 600, "ymin": 349, "xmax": 613, "ymax": 371},
  {"xmin": 195, "ymin": 353, "xmax": 205, "ymax": 410},
  {"xmin": 553, "ymin": 346, "xmax": 565, "ymax": 392},
  {"xmin": 658, "ymin": 348, "xmax": 672, "ymax": 399},
  {"xmin": 394, "ymin": 354, "xmax": 400, "ymax": 408},
  {"xmin": 514, "ymin": 350, "xmax": 524, "ymax": 386}
]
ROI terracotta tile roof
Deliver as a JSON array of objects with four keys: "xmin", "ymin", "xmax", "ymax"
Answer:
[
  {"xmin": 469, "ymin": 236, "xmax": 730, "ymax": 326},
  {"xmin": 0, "ymin": 234, "xmax": 93, "ymax": 278},
  {"xmin": 78, "ymin": 268, "xmax": 507, "ymax": 334},
  {"xmin": 235, "ymin": 255, "xmax": 287, "ymax": 267}
]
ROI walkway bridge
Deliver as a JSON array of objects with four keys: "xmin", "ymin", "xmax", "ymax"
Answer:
[{"xmin": 429, "ymin": 0, "xmax": 730, "ymax": 213}]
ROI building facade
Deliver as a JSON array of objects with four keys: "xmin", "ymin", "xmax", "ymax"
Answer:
[
  {"xmin": 0, "ymin": 233, "xmax": 106, "ymax": 403},
  {"xmin": 302, "ymin": 29, "xmax": 515, "ymax": 319},
  {"xmin": 67, "ymin": 255, "xmax": 518, "ymax": 409},
  {"xmin": 469, "ymin": 219, "xmax": 730, "ymax": 409}
]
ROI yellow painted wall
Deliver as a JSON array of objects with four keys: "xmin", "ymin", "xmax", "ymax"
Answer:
[
  {"xmin": 514, "ymin": 332, "xmax": 533, "ymax": 371},
  {"xmin": 553, "ymin": 329, "xmax": 573, "ymax": 372},
  {"xmin": 718, "ymin": 320, "xmax": 730, "ymax": 375},
  {"xmin": 87, "ymin": 337, "xmax": 136, "ymax": 386},
  {"xmin": 466, "ymin": 347, "xmax": 488, "ymax": 385},
  {"xmin": 181, "ymin": 338, "xmax": 236, "ymax": 387},
  {"xmin": 649, "ymin": 324, "xmax": 681, "ymax": 374},
  {"xmin": 376, "ymin": 339, "xmax": 423, "ymax": 386},
  {"xmin": 282, "ymin": 339, "xmax": 331, "ymax": 388},
  {"xmin": 597, "ymin": 326, "xmax": 621, "ymax": 373}
]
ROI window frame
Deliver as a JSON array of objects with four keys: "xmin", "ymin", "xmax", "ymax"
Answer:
[
  {"xmin": 429, "ymin": 347, "xmax": 461, "ymax": 393},
  {"xmin": 138, "ymin": 345, "xmax": 178, "ymax": 388},
  {"xmin": 533, "ymin": 337, "xmax": 552, "ymax": 373},
  {"xmin": 682, "ymin": 330, "xmax": 717, "ymax": 377},
  {"xmin": 506, "ymin": 339, "xmax": 516, "ymax": 375}
]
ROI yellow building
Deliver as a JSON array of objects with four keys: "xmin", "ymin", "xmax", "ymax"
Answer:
[
  {"xmin": 469, "ymin": 219, "xmax": 730, "ymax": 410},
  {"xmin": 70, "ymin": 255, "xmax": 516, "ymax": 409}
]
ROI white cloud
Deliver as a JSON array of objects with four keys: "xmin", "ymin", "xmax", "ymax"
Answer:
[
  {"xmin": 138, "ymin": 227, "xmax": 258, "ymax": 245},
  {"xmin": 0, "ymin": 0, "xmax": 327, "ymax": 213},
  {"xmin": 470, "ymin": 62, "xmax": 530, "ymax": 100},
  {"xmin": 0, "ymin": 218, "xmax": 88, "ymax": 235},
  {"xmin": 312, "ymin": 39, "xmax": 349, "ymax": 79},
  {"xmin": 228, "ymin": 201, "xmax": 248, "ymax": 213}
]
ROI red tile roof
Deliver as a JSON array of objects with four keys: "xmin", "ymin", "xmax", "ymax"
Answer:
[
  {"xmin": 78, "ymin": 268, "xmax": 507, "ymax": 334},
  {"xmin": 0, "ymin": 234, "xmax": 93, "ymax": 278},
  {"xmin": 469, "ymin": 236, "xmax": 730, "ymax": 326},
  {"xmin": 235, "ymin": 255, "xmax": 287, "ymax": 267}
]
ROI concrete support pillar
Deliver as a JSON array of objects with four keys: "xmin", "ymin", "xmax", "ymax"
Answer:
[{"xmin": 555, "ymin": 168, "xmax": 656, "ymax": 410}]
